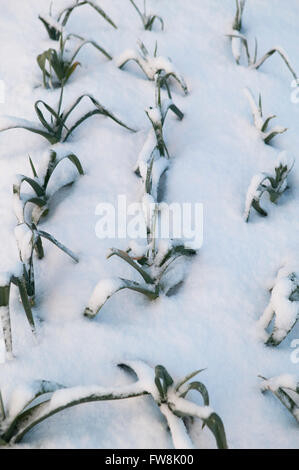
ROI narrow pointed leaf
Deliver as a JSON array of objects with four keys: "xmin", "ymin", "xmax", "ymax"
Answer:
[
  {"xmin": 176, "ymin": 369, "xmax": 206, "ymax": 391},
  {"xmin": 107, "ymin": 248, "xmax": 154, "ymax": 284},
  {"xmin": 37, "ymin": 230, "xmax": 79, "ymax": 263},
  {"xmin": 204, "ymin": 412, "xmax": 228, "ymax": 449}
]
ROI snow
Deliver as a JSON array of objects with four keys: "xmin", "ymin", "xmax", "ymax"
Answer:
[
  {"xmin": 1, "ymin": 0, "xmax": 299, "ymax": 450},
  {"xmin": 0, "ymin": 116, "xmax": 42, "ymax": 132},
  {"xmin": 13, "ymin": 192, "xmax": 25, "ymax": 224},
  {"xmin": 85, "ymin": 277, "xmax": 127, "ymax": 316},
  {"xmin": 129, "ymin": 240, "xmax": 148, "ymax": 258},
  {"xmin": 142, "ymin": 193, "xmax": 157, "ymax": 228},
  {"xmin": 116, "ymin": 45, "xmax": 185, "ymax": 86},
  {"xmin": 14, "ymin": 224, "xmax": 33, "ymax": 264},
  {"xmin": 159, "ymin": 404, "xmax": 194, "ymax": 449},
  {"xmin": 154, "ymin": 239, "xmax": 171, "ymax": 267},
  {"xmin": 135, "ymin": 130, "xmax": 157, "ymax": 178},
  {"xmin": 120, "ymin": 360, "xmax": 157, "ymax": 397},
  {"xmin": 231, "ymin": 36, "xmax": 242, "ymax": 64},
  {"xmin": 169, "ymin": 395, "xmax": 213, "ymax": 421},
  {"xmin": 8, "ymin": 383, "xmax": 37, "ymax": 419},
  {"xmin": 146, "ymin": 106, "xmax": 161, "ymax": 124},
  {"xmin": 115, "ymin": 49, "xmax": 139, "ymax": 68},
  {"xmin": 260, "ymin": 374, "xmax": 298, "ymax": 393},
  {"xmin": 0, "ymin": 272, "xmax": 11, "ymax": 286},
  {"xmin": 47, "ymin": 382, "xmax": 144, "ymax": 412}
]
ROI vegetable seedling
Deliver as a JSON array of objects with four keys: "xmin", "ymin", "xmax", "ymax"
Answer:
[
  {"xmin": 0, "ymin": 86, "xmax": 135, "ymax": 145},
  {"xmin": 39, "ymin": 0, "xmax": 117, "ymax": 41},
  {"xmin": 0, "ymin": 361, "xmax": 227, "ymax": 449},
  {"xmin": 244, "ymin": 88, "xmax": 287, "ymax": 145},
  {"xmin": 258, "ymin": 265, "xmax": 299, "ymax": 346},
  {"xmin": 244, "ymin": 152, "xmax": 293, "ymax": 222},
  {"xmin": 129, "ymin": 0, "xmax": 164, "ymax": 31},
  {"xmin": 37, "ymin": 33, "xmax": 112, "ymax": 88},
  {"xmin": 260, "ymin": 374, "xmax": 299, "ymax": 423},
  {"xmin": 116, "ymin": 41, "xmax": 188, "ymax": 95}
]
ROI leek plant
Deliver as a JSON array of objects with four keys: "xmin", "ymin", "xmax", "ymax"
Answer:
[
  {"xmin": 260, "ymin": 374, "xmax": 299, "ymax": 423},
  {"xmin": 244, "ymin": 152, "xmax": 293, "ymax": 222},
  {"xmin": 83, "ymin": 238, "xmax": 196, "ymax": 318},
  {"xmin": 39, "ymin": 0, "xmax": 117, "ymax": 41},
  {"xmin": 0, "ymin": 222, "xmax": 78, "ymax": 358},
  {"xmin": 0, "ymin": 361, "xmax": 227, "ymax": 449},
  {"xmin": 258, "ymin": 266, "xmax": 299, "ymax": 346},
  {"xmin": 0, "ymin": 86, "xmax": 135, "ymax": 145},
  {"xmin": 226, "ymin": 30, "xmax": 298, "ymax": 81},
  {"xmin": 129, "ymin": 0, "xmax": 164, "ymax": 31},
  {"xmin": 37, "ymin": 33, "xmax": 112, "ymax": 88},
  {"xmin": 244, "ymin": 88, "xmax": 287, "ymax": 144},
  {"xmin": 135, "ymin": 71, "xmax": 184, "ymax": 201},
  {"xmin": 116, "ymin": 41, "xmax": 188, "ymax": 95},
  {"xmin": 13, "ymin": 151, "xmax": 83, "ymax": 225}
]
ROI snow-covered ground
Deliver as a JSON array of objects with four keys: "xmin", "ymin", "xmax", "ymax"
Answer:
[{"xmin": 1, "ymin": 0, "xmax": 299, "ymax": 449}]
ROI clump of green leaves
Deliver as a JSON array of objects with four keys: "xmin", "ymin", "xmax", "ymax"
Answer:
[
  {"xmin": 257, "ymin": 265, "xmax": 299, "ymax": 346},
  {"xmin": 116, "ymin": 41, "xmax": 188, "ymax": 95},
  {"xmin": 244, "ymin": 152, "xmax": 293, "ymax": 222},
  {"xmin": 13, "ymin": 150, "xmax": 83, "ymax": 225},
  {"xmin": 0, "ymin": 361, "xmax": 227, "ymax": 449},
  {"xmin": 260, "ymin": 374, "xmax": 299, "ymax": 423},
  {"xmin": 39, "ymin": 0, "xmax": 117, "ymax": 41},
  {"xmin": 0, "ymin": 86, "xmax": 135, "ymax": 145},
  {"xmin": 38, "ymin": 33, "xmax": 112, "ymax": 88},
  {"xmin": 83, "ymin": 237, "xmax": 196, "ymax": 318},
  {"xmin": 0, "ymin": 271, "xmax": 35, "ymax": 360},
  {"xmin": 129, "ymin": 0, "xmax": 164, "ymax": 31},
  {"xmin": 244, "ymin": 88, "xmax": 287, "ymax": 145},
  {"xmin": 135, "ymin": 71, "xmax": 184, "ymax": 200}
]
